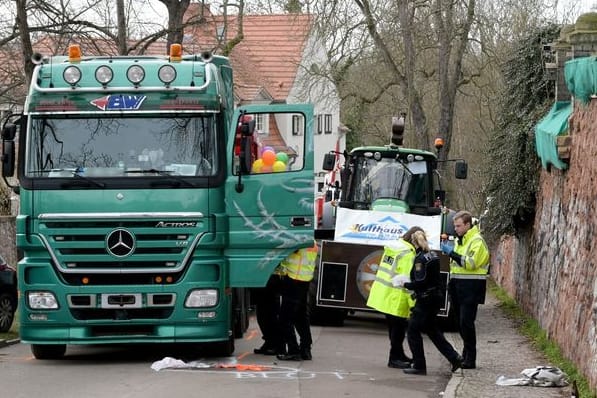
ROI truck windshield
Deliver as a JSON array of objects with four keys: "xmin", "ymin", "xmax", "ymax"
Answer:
[
  {"xmin": 351, "ymin": 157, "xmax": 428, "ymax": 205},
  {"xmin": 25, "ymin": 115, "xmax": 218, "ymax": 178}
]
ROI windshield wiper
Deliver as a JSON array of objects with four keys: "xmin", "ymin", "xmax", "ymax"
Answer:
[
  {"xmin": 126, "ymin": 169, "xmax": 196, "ymax": 188},
  {"xmin": 70, "ymin": 171, "xmax": 106, "ymax": 188},
  {"xmin": 28, "ymin": 168, "xmax": 106, "ymax": 188},
  {"xmin": 28, "ymin": 168, "xmax": 75, "ymax": 174}
]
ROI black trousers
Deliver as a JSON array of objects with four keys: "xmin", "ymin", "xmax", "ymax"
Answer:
[
  {"xmin": 407, "ymin": 298, "xmax": 460, "ymax": 370},
  {"xmin": 279, "ymin": 277, "xmax": 312, "ymax": 354},
  {"xmin": 386, "ymin": 314, "xmax": 409, "ymax": 361},
  {"xmin": 449, "ymin": 278, "xmax": 485, "ymax": 365},
  {"xmin": 253, "ymin": 274, "xmax": 284, "ymax": 351}
]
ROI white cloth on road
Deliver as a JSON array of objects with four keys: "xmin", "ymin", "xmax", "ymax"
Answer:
[
  {"xmin": 151, "ymin": 356, "xmax": 235, "ymax": 371},
  {"xmin": 496, "ymin": 366, "xmax": 568, "ymax": 387}
]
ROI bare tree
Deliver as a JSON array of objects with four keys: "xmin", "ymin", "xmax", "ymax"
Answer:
[
  {"xmin": 15, "ymin": 0, "xmax": 34, "ymax": 83},
  {"xmin": 158, "ymin": 0, "xmax": 191, "ymax": 53}
]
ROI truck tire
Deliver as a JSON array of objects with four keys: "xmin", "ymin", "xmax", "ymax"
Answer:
[
  {"xmin": 31, "ymin": 344, "xmax": 67, "ymax": 360},
  {"xmin": 0, "ymin": 292, "xmax": 16, "ymax": 332},
  {"xmin": 211, "ymin": 335, "xmax": 235, "ymax": 357},
  {"xmin": 232, "ymin": 288, "xmax": 250, "ymax": 338}
]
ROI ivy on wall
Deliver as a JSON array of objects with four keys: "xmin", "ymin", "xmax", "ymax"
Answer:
[{"xmin": 482, "ymin": 24, "xmax": 561, "ymax": 239}]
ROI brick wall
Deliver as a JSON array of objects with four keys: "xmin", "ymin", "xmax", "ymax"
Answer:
[{"xmin": 491, "ymin": 100, "xmax": 597, "ymax": 389}]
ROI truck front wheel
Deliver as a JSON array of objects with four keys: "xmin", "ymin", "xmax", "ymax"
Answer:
[
  {"xmin": 210, "ymin": 335, "xmax": 235, "ymax": 357},
  {"xmin": 31, "ymin": 344, "xmax": 67, "ymax": 360}
]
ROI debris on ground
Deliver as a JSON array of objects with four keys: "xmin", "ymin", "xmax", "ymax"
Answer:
[{"xmin": 496, "ymin": 366, "xmax": 569, "ymax": 387}]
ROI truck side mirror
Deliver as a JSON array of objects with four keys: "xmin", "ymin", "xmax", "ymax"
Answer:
[
  {"xmin": 2, "ymin": 124, "xmax": 16, "ymax": 140},
  {"xmin": 455, "ymin": 160, "xmax": 468, "ymax": 179},
  {"xmin": 238, "ymin": 137, "xmax": 252, "ymax": 174},
  {"xmin": 322, "ymin": 153, "xmax": 336, "ymax": 171},
  {"xmin": 241, "ymin": 119, "xmax": 256, "ymax": 136},
  {"xmin": 2, "ymin": 140, "xmax": 15, "ymax": 177}
]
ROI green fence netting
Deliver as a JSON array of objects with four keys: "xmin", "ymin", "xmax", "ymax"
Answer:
[{"xmin": 535, "ymin": 101, "xmax": 570, "ymax": 170}]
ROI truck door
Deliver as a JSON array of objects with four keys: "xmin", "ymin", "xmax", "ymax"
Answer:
[{"xmin": 225, "ymin": 104, "xmax": 314, "ymax": 287}]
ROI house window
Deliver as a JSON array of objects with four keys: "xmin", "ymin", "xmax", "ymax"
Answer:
[
  {"xmin": 255, "ymin": 114, "xmax": 267, "ymax": 134},
  {"xmin": 317, "ymin": 114, "xmax": 323, "ymax": 135},
  {"xmin": 324, "ymin": 114, "xmax": 332, "ymax": 134},
  {"xmin": 292, "ymin": 115, "xmax": 303, "ymax": 136}
]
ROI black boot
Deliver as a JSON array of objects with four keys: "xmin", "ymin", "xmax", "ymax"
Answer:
[
  {"xmin": 300, "ymin": 346, "xmax": 312, "ymax": 360},
  {"xmin": 388, "ymin": 359, "xmax": 411, "ymax": 369},
  {"xmin": 276, "ymin": 352, "xmax": 302, "ymax": 361},
  {"xmin": 253, "ymin": 342, "xmax": 276, "ymax": 355},
  {"xmin": 403, "ymin": 366, "xmax": 427, "ymax": 375},
  {"xmin": 451, "ymin": 355, "xmax": 464, "ymax": 372}
]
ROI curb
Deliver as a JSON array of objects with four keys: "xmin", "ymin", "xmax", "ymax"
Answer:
[
  {"xmin": 0, "ymin": 338, "xmax": 21, "ymax": 348},
  {"xmin": 442, "ymin": 373, "xmax": 463, "ymax": 398}
]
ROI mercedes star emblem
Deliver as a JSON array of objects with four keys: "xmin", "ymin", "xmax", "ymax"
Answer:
[{"xmin": 106, "ymin": 229, "xmax": 136, "ymax": 258}]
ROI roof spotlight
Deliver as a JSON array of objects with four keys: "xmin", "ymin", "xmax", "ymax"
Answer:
[
  {"xmin": 95, "ymin": 65, "xmax": 113, "ymax": 85},
  {"xmin": 63, "ymin": 66, "xmax": 82, "ymax": 85},
  {"xmin": 158, "ymin": 65, "xmax": 177, "ymax": 85},
  {"xmin": 127, "ymin": 65, "xmax": 145, "ymax": 85}
]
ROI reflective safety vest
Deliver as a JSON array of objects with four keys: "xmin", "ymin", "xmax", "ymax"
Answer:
[
  {"xmin": 366, "ymin": 239, "xmax": 416, "ymax": 318},
  {"xmin": 450, "ymin": 225, "xmax": 490, "ymax": 280},
  {"xmin": 282, "ymin": 243, "xmax": 318, "ymax": 282}
]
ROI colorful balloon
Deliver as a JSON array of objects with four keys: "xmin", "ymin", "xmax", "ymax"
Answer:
[
  {"xmin": 272, "ymin": 160, "xmax": 287, "ymax": 172},
  {"xmin": 252, "ymin": 158, "xmax": 264, "ymax": 173},
  {"xmin": 275, "ymin": 152, "xmax": 289, "ymax": 164},
  {"xmin": 261, "ymin": 165, "xmax": 273, "ymax": 173},
  {"xmin": 261, "ymin": 149, "xmax": 276, "ymax": 166},
  {"xmin": 261, "ymin": 146, "xmax": 274, "ymax": 155}
]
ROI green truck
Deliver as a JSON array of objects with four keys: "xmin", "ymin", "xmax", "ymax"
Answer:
[
  {"xmin": 1, "ymin": 44, "xmax": 314, "ymax": 359},
  {"xmin": 312, "ymin": 116, "xmax": 467, "ymax": 327}
]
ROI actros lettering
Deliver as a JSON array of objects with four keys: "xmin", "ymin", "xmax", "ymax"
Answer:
[{"xmin": 155, "ymin": 221, "xmax": 197, "ymax": 228}]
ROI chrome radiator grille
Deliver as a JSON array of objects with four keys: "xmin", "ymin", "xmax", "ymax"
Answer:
[{"xmin": 37, "ymin": 212, "xmax": 205, "ymax": 274}]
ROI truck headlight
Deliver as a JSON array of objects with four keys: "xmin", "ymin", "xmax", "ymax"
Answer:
[
  {"xmin": 185, "ymin": 289, "xmax": 218, "ymax": 308},
  {"xmin": 28, "ymin": 292, "xmax": 59, "ymax": 309}
]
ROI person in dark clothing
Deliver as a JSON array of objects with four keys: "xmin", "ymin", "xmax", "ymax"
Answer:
[
  {"xmin": 276, "ymin": 244, "xmax": 318, "ymax": 361},
  {"xmin": 442, "ymin": 210, "xmax": 490, "ymax": 369},
  {"xmin": 368, "ymin": 227, "xmax": 424, "ymax": 369},
  {"xmin": 276, "ymin": 275, "xmax": 313, "ymax": 361},
  {"xmin": 400, "ymin": 230, "xmax": 463, "ymax": 376},
  {"xmin": 253, "ymin": 270, "xmax": 286, "ymax": 356}
]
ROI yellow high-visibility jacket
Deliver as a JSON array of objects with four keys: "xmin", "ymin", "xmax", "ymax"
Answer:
[
  {"xmin": 282, "ymin": 243, "xmax": 318, "ymax": 282},
  {"xmin": 366, "ymin": 239, "xmax": 415, "ymax": 318},
  {"xmin": 450, "ymin": 225, "xmax": 490, "ymax": 279}
]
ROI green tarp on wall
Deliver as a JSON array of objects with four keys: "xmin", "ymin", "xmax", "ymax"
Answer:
[
  {"xmin": 535, "ymin": 101, "xmax": 570, "ymax": 170},
  {"xmin": 565, "ymin": 56, "xmax": 597, "ymax": 104}
]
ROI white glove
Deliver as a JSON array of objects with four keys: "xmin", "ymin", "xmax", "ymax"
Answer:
[{"xmin": 391, "ymin": 274, "xmax": 410, "ymax": 288}]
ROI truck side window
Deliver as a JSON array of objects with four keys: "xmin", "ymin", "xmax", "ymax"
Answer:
[{"xmin": 233, "ymin": 112, "xmax": 305, "ymax": 175}]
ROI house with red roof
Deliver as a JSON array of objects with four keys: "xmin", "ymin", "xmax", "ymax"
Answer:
[
  {"xmin": 184, "ymin": 5, "xmax": 345, "ymax": 193},
  {"xmin": 0, "ymin": 5, "xmax": 344, "ymax": 195}
]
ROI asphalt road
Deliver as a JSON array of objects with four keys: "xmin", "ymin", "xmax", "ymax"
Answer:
[{"xmin": 0, "ymin": 312, "xmax": 453, "ymax": 398}]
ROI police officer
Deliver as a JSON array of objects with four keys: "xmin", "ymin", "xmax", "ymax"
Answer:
[
  {"xmin": 441, "ymin": 210, "xmax": 490, "ymax": 369},
  {"xmin": 276, "ymin": 242, "xmax": 318, "ymax": 361},
  {"xmin": 253, "ymin": 265, "xmax": 285, "ymax": 356},
  {"xmin": 400, "ymin": 230, "xmax": 463, "ymax": 375},
  {"xmin": 366, "ymin": 226, "xmax": 422, "ymax": 369}
]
